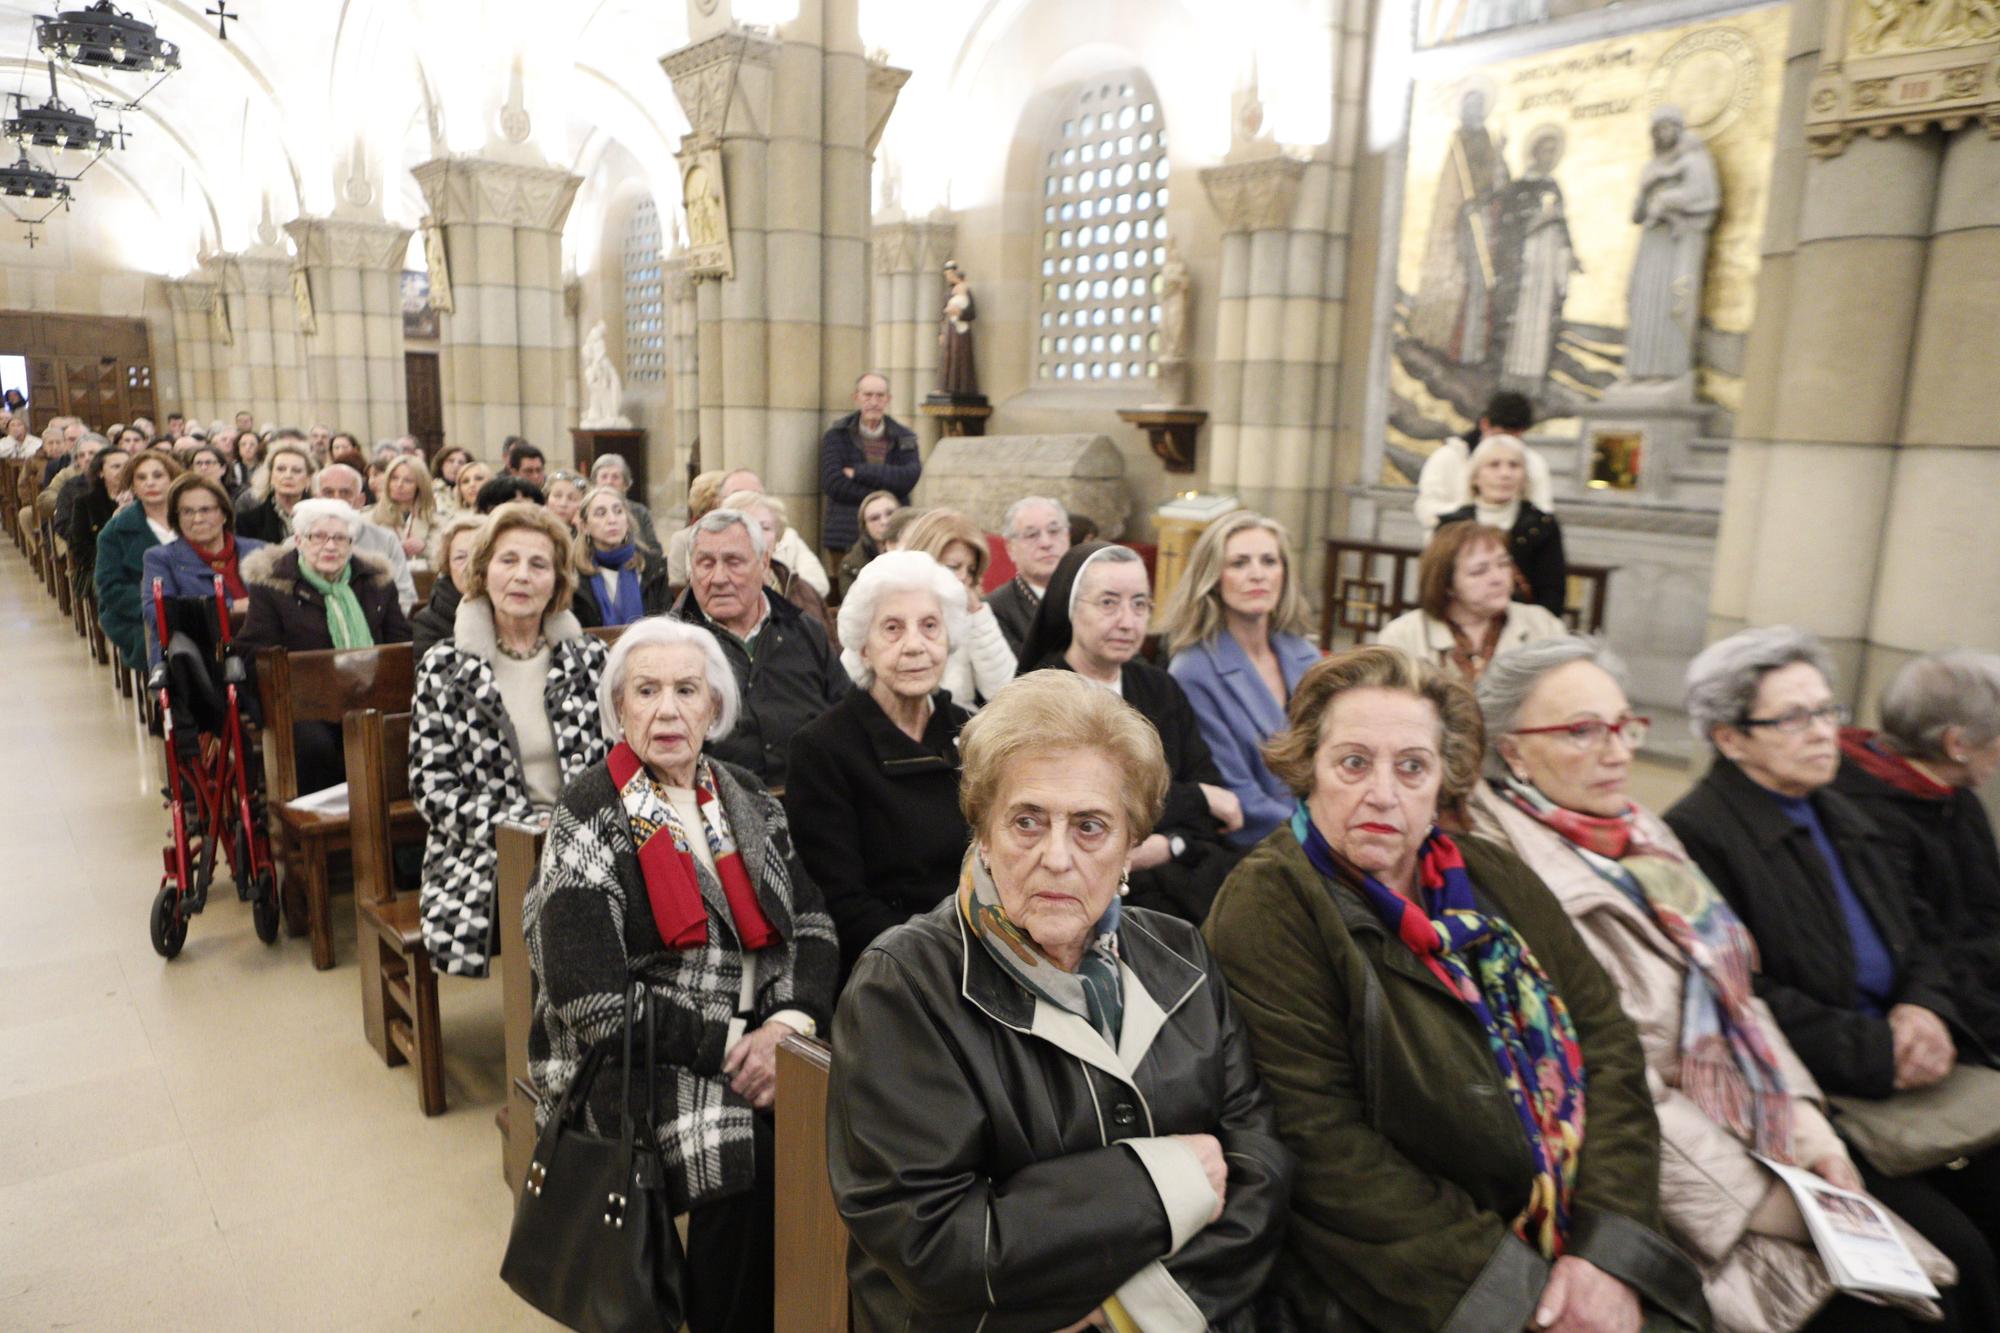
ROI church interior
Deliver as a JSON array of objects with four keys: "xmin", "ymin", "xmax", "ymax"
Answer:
[{"xmin": 2, "ymin": 0, "xmax": 1997, "ymax": 1326}]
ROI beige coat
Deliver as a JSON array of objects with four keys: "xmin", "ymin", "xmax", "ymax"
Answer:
[
  {"xmin": 1470, "ymin": 785, "xmax": 1953, "ymax": 1332},
  {"xmin": 1374, "ymin": 600, "xmax": 1566, "ymax": 677}
]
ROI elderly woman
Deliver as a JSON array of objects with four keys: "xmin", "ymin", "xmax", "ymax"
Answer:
[
  {"xmin": 898, "ymin": 507, "xmax": 1018, "ymax": 708},
  {"xmin": 1666, "ymin": 627, "xmax": 2000, "ymax": 1317},
  {"xmin": 429, "ymin": 445, "xmax": 472, "ymax": 515},
  {"xmin": 413, "ymin": 502, "xmax": 608, "ymax": 977},
  {"xmin": 1470, "ymin": 638, "xmax": 1956, "ymax": 1333},
  {"xmin": 139, "ymin": 474, "xmax": 269, "ymax": 666},
  {"xmin": 836, "ymin": 487, "xmax": 900, "ymax": 599},
  {"xmin": 570, "ymin": 484, "xmax": 668, "ymax": 629},
  {"xmin": 1433, "ymin": 433, "xmax": 1568, "ymax": 616},
  {"xmin": 828, "ymin": 669, "xmax": 1294, "ymax": 1331},
  {"xmin": 1019, "ymin": 541, "xmax": 1243, "ymax": 923},
  {"xmin": 68, "ymin": 443, "xmax": 130, "ymax": 601},
  {"xmin": 410, "ymin": 511, "xmax": 484, "ymax": 661},
  {"xmin": 1205, "ymin": 645, "xmax": 1707, "ymax": 1332},
  {"xmin": 527, "ymin": 616, "xmax": 836, "ymax": 1333},
  {"xmin": 94, "ymin": 450, "xmax": 184, "ymax": 671},
  {"xmin": 235, "ymin": 440, "xmax": 315, "ymax": 544},
  {"xmin": 1377, "ymin": 519, "xmax": 1566, "ymax": 682},
  {"xmin": 369, "ymin": 454, "xmax": 435, "ymax": 561},
  {"xmin": 1161, "ymin": 512, "xmax": 1323, "ymax": 849},
  {"xmin": 239, "ymin": 498, "xmax": 411, "ymax": 793},
  {"xmin": 785, "ymin": 551, "xmax": 974, "ymax": 972},
  {"xmin": 542, "ymin": 469, "xmax": 587, "ymax": 533}
]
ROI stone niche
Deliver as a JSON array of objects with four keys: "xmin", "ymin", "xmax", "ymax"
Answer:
[{"xmin": 916, "ymin": 434, "xmax": 1132, "ymax": 539}]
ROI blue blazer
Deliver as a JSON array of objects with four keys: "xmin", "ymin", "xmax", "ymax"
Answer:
[
  {"xmin": 140, "ymin": 535, "xmax": 268, "ymax": 667},
  {"xmin": 1168, "ymin": 630, "xmax": 1322, "ymax": 849}
]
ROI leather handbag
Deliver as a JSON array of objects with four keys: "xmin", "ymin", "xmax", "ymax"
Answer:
[
  {"xmin": 1829, "ymin": 1063, "xmax": 2000, "ymax": 1177},
  {"xmin": 501, "ymin": 985, "xmax": 686, "ymax": 1332}
]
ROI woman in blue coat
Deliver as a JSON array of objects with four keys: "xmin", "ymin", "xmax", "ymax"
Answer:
[
  {"xmin": 140, "ymin": 473, "xmax": 268, "ymax": 666},
  {"xmin": 94, "ymin": 450, "xmax": 183, "ymax": 671},
  {"xmin": 1161, "ymin": 512, "xmax": 1322, "ymax": 849}
]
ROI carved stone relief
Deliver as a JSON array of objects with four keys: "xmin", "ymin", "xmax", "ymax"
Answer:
[
  {"xmin": 1198, "ymin": 156, "xmax": 1307, "ymax": 232},
  {"xmin": 1807, "ymin": 0, "xmax": 2000, "ymax": 152}
]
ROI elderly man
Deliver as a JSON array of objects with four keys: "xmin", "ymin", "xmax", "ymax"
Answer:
[
  {"xmin": 712, "ymin": 467, "xmax": 831, "ymax": 597},
  {"xmin": 42, "ymin": 431, "xmax": 103, "ymax": 532},
  {"xmin": 586, "ymin": 452, "xmax": 661, "ymax": 553},
  {"xmin": 671, "ymin": 508, "xmax": 846, "ymax": 787},
  {"xmin": 313, "ymin": 463, "xmax": 417, "ymax": 609},
  {"xmin": 985, "ymin": 495, "xmax": 1072, "ymax": 659},
  {"xmin": 819, "ymin": 371, "xmax": 920, "ymax": 566},
  {"xmin": 306, "ymin": 423, "xmax": 332, "ymax": 463}
]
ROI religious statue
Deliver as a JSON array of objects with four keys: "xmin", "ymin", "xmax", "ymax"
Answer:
[
  {"xmin": 936, "ymin": 260, "xmax": 982, "ymax": 401},
  {"xmin": 1408, "ymin": 88, "xmax": 1509, "ymax": 363},
  {"xmin": 1624, "ymin": 106, "xmax": 1720, "ymax": 384},
  {"xmin": 579, "ymin": 321, "xmax": 633, "ymax": 429},
  {"xmin": 1158, "ymin": 241, "xmax": 1190, "ymax": 361},
  {"xmin": 1496, "ymin": 126, "xmax": 1581, "ymax": 390},
  {"xmin": 684, "ymin": 162, "xmax": 725, "ymax": 250}
]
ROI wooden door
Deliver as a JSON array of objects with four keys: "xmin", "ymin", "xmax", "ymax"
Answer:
[
  {"xmin": 404, "ymin": 352, "xmax": 443, "ymax": 457},
  {"xmin": 0, "ymin": 312, "xmax": 154, "ymax": 433}
]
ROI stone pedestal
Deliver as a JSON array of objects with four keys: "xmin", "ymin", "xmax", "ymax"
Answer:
[
  {"xmin": 916, "ymin": 433, "xmax": 1129, "ymax": 538},
  {"xmin": 1573, "ymin": 387, "xmax": 1715, "ymax": 503},
  {"xmin": 1117, "ymin": 407, "xmax": 1208, "ymax": 475},
  {"xmin": 919, "ymin": 399, "xmax": 991, "ymax": 438},
  {"xmin": 283, "ymin": 216, "xmax": 413, "ymax": 443},
  {"xmin": 571, "ymin": 428, "xmax": 648, "ymax": 500}
]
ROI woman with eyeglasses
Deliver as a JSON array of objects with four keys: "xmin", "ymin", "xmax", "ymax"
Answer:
[
  {"xmin": 1666, "ymin": 626, "xmax": 2000, "ymax": 1327},
  {"xmin": 1471, "ymin": 637, "xmax": 1959, "ymax": 1333}
]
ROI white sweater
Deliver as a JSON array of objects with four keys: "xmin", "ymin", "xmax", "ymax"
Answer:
[{"xmin": 942, "ymin": 603, "xmax": 1020, "ymax": 710}]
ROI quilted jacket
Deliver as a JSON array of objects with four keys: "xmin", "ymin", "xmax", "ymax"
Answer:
[{"xmin": 411, "ymin": 595, "xmax": 609, "ymax": 977}]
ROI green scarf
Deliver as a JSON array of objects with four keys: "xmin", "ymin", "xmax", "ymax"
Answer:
[{"xmin": 297, "ymin": 557, "xmax": 373, "ymax": 650}]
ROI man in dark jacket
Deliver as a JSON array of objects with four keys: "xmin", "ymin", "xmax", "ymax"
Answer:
[
  {"xmin": 671, "ymin": 509, "xmax": 847, "ymax": 788},
  {"xmin": 819, "ymin": 372, "xmax": 920, "ymax": 562}
]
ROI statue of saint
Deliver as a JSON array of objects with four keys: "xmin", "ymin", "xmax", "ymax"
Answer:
[
  {"xmin": 1496, "ymin": 125, "xmax": 1581, "ymax": 390},
  {"xmin": 684, "ymin": 163, "xmax": 725, "ymax": 250},
  {"xmin": 1408, "ymin": 88, "xmax": 1509, "ymax": 364},
  {"xmin": 1157, "ymin": 241, "xmax": 1190, "ymax": 361},
  {"xmin": 579, "ymin": 321, "xmax": 632, "ymax": 429},
  {"xmin": 936, "ymin": 260, "xmax": 981, "ymax": 400},
  {"xmin": 1624, "ymin": 106, "xmax": 1721, "ymax": 383}
]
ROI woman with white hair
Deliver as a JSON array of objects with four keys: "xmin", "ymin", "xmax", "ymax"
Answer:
[
  {"xmin": 784, "ymin": 550, "xmax": 974, "ymax": 971},
  {"xmin": 527, "ymin": 615, "xmax": 836, "ymax": 1333},
  {"xmin": 1433, "ymin": 431, "xmax": 1567, "ymax": 615}
]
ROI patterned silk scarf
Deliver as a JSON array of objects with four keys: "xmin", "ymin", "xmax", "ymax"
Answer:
[
  {"xmin": 1494, "ymin": 777, "xmax": 1796, "ymax": 1161},
  {"xmin": 607, "ymin": 744, "xmax": 777, "ymax": 953},
  {"xmin": 957, "ymin": 849, "xmax": 1125, "ymax": 1047},
  {"xmin": 1291, "ymin": 804, "xmax": 1586, "ymax": 1257}
]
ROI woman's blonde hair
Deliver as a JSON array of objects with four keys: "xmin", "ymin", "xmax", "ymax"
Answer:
[
  {"xmin": 370, "ymin": 454, "xmax": 435, "ymax": 528},
  {"xmin": 898, "ymin": 508, "xmax": 989, "ymax": 584},
  {"xmin": 722, "ymin": 489, "xmax": 789, "ymax": 538},
  {"xmin": 1156, "ymin": 511, "xmax": 1312, "ymax": 658},
  {"xmin": 1262, "ymin": 645, "xmax": 1485, "ymax": 804},
  {"xmin": 464, "ymin": 501, "xmax": 578, "ymax": 615},
  {"xmin": 958, "ymin": 670, "xmax": 1169, "ymax": 844},
  {"xmin": 687, "ymin": 469, "xmax": 728, "ymax": 522},
  {"xmin": 429, "ymin": 510, "xmax": 485, "ymax": 568},
  {"xmin": 570, "ymin": 485, "xmax": 649, "ymax": 576}
]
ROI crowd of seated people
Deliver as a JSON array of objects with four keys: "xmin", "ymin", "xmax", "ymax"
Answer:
[{"xmin": 23, "ymin": 400, "xmax": 2000, "ymax": 1333}]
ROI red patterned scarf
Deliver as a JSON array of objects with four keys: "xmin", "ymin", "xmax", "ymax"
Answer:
[
  {"xmin": 608, "ymin": 744, "xmax": 776, "ymax": 953},
  {"xmin": 193, "ymin": 534, "xmax": 247, "ymax": 602},
  {"xmin": 1840, "ymin": 727, "xmax": 1953, "ymax": 801}
]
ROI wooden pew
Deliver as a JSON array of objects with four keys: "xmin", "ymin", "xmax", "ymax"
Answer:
[
  {"xmin": 776, "ymin": 1035, "xmax": 849, "ymax": 1331},
  {"xmin": 344, "ymin": 707, "xmax": 446, "ymax": 1115},
  {"xmin": 495, "ymin": 820, "xmax": 545, "ymax": 1194},
  {"xmin": 255, "ymin": 642, "xmax": 421, "ymax": 969}
]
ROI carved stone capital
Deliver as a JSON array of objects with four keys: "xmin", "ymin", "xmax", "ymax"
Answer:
[
  {"xmin": 232, "ymin": 255, "xmax": 294, "ymax": 295},
  {"xmin": 865, "ymin": 62, "xmax": 911, "ymax": 155},
  {"xmin": 1199, "ymin": 156, "xmax": 1306, "ymax": 232},
  {"xmin": 410, "ymin": 157, "xmax": 582, "ymax": 233},
  {"xmin": 661, "ymin": 29, "xmax": 778, "ymax": 146},
  {"xmin": 284, "ymin": 216, "xmax": 413, "ymax": 272},
  {"xmin": 872, "ymin": 219, "xmax": 956, "ymax": 275},
  {"xmin": 167, "ymin": 279, "xmax": 216, "ymax": 314}
]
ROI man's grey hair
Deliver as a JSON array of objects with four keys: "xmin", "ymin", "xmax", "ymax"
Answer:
[
  {"xmin": 589, "ymin": 453, "xmax": 632, "ymax": 484},
  {"xmin": 1003, "ymin": 495, "xmax": 1068, "ymax": 537},
  {"xmin": 854, "ymin": 370, "xmax": 890, "ymax": 392},
  {"xmin": 597, "ymin": 616, "xmax": 740, "ymax": 744},
  {"xmin": 1476, "ymin": 636, "xmax": 1629, "ymax": 778},
  {"xmin": 1879, "ymin": 650, "xmax": 2000, "ymax": 761},
  {"xmin": 836, "ymin": 550, "xmax": 970, "ymax": 689},
  {"xmin": 1684, "ymin": 625, "xmax": 1833, "ymax": 745},
  {"xmin": 693, "ymin": 507, "xmax": 767, "ymax": 559},
  {"xmin": 78, "ymin": 431, "xmax": 109, "ymax": 449},
  {"xmin": 314, "ymin": 463, "xmax": 363, "ymax": 496}
]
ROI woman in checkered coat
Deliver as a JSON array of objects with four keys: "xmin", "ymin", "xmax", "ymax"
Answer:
[
  {"xmin": 411, "ymin": 502, "xmax": 610, "ymax": 978},
  {"xmin": 525, "ymin": 616, "xmax": 836, "ymax": 1333}
]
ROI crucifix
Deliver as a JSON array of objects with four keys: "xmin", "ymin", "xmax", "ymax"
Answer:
[
  {"xmin": 24, "ymin": 223, "xmax": 41, "ymax": 249},
  {"xmin": 205, "ymin": 1, "xmax": 238, "ymax": 41}
]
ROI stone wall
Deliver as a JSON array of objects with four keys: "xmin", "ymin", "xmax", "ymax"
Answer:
[{"xmin": 915, "ymin": 433, "xmax": 1130, "ymax": 538}]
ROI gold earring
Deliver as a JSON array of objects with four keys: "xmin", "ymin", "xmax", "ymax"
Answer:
[{"xmin": 1118, "ymin": 867, "xmax": 1131, "ymax": 897}]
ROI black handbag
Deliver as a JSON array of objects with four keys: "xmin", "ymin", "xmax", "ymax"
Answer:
[{"xmin": 501, "ymin": 984, "xmax": 686, "ymax": 1333}]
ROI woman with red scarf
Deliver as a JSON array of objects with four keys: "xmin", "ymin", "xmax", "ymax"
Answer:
[
  {"xmin": 140, "ymin": 473, "xmax": 267, "ymax": 667},
  {"xmin": 526, "ymin": 616, "xmax": 836, "ymax": 1333}
]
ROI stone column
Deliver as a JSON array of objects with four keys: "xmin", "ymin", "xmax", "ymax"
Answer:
[
  {"xmin": 412, "ymin": 157, "xmax": 581, "ymax": 458},
  {"xmin": 165, "ymin": 279, "xmax": 223, "ymax": 424},
  {"xmin": 869, "ymin": 217, "xmax": 953, "ymax": 453},
  {"xmin": 284, "ymin": 217, "xmax": 413, "ymax": 444},
  {"xmin": 667, "ymin": 258, "xmax": 701, "ymax": 508},
  {"xmin": 204, "ymin": 253, "xmax": 309, "ymax": 428}
]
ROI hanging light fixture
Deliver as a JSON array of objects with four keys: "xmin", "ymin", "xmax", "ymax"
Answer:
[
  {"xmin": 34, "ymin": 2, "xmax": 180, "ymax": 76},
  {"xmin": 5, "ymin": 65, "xmax": 117, "ymax": 155},
  {"xmin": 0, "ymin": 154, "xmax": 74, "ymax": 202}
]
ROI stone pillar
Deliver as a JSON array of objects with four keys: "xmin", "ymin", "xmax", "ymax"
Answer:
[
  {"xmin": 205, "ymin": 253, "xmax": 309, "ymax": 429},
  {"xmin": 284, "ymin": 216, "xmax": 413, "ymax": 444},
  {"xmin": 165, "ymin": 279, "xmax": 223, "ymax": 424},
  {"xmin": 869, "ymin": 217, "xmax": 953, "ymax": 453},
  {"xmin": 412, "ymin": 157, "xmax": 581, "ymax": 457},
  {"xmin": 661, "ymin": 5, "xmax": 906, "ymax": 546},
  {"xmin": 667, "ymin": 258, "xmax": 701, "ymax": 509}
]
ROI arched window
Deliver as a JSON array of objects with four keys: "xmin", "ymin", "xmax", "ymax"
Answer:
[
  {"xmin": 1035, "ymin": 73, "xmax": 1170, "ymax": 386},
  {"xmin": 623, "ymin": 197, "xmax": 666, "ymax": 384}
]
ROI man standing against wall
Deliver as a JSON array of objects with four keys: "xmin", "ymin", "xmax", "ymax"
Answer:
[{"xmin": 819, "ymin": 371, "xmax": 920, "ymax": 567}]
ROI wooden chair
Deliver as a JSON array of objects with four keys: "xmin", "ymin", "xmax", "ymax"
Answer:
[
  {"xmin": 776, "ymin": 1035, "xmax": 850, "ymax": 1332},
  {"xmin": 255, "ymin": 642, "xmax": 420, "ymax": 970},
  {"xmin": 496, "ymin": 820, "xmax": 546, "ymax": 1194},
  {"xmin": 344, "ymin": 707, "xmax": 445, "ymax": 1115}
]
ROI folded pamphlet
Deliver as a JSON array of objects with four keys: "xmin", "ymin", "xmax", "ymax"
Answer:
[{"xmin": 1757, "ymin": 1156, "xmax": 1938, "ymax": 1301}]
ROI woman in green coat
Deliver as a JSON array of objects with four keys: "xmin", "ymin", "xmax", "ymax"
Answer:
[
  {"xmin": 1205, "ymin": 646, "xmax": 1706, "ymax": 1332},
  {"xmin": 93, "ymin": 450, "xmax": 183, "ymax": 671}
]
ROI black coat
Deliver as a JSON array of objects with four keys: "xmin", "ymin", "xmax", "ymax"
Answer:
[
  {"xmin": 67, "ymin": 483, "xmax": 119, "ymax": 587},
  {"xmin": 783, "ymin": 688, "xmax": 972, "ymax": 974},
  {"xmin": 1437, "ymin": 500, "xmax": 1568, "ymax": 617},
  {"xmin": 986, "ymin": 575, "xmax": 1041, "ymax": 662},
  {"xmin": 570, "ymin": 555, "xmax": 670, "ymax": 629},
  {"xmin": 1664, "ymin": 755, "xmax": 1964, "ymax": 1097},
  {"xmin": 237, "ymin": 547, "xmax": 413, "ymax": 654},
  {"xmin": 828, "ymin": 897, "xmax": 1294, "ymax": 1332},
  {"xmin": 818, "ymin": 410, "xmax": 920, "ymax": 551},
  {"xmin": 409, "ymin": 574, "xmax": 462, "ymax": 665},
  {"xmin": 234, "ymin": 495, "xmax": 298, "ymax": 545},
  {"xmin": 670, "ymin": 588, "xmax": 848, "ymax": 789},
  {"xmin": 1834, "ymin": 741, "xmax": 2000, "ymax": 1058}
]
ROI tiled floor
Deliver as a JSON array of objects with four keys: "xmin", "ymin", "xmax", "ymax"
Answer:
[{"xmin": 0, "ymin": 551, "xmax": 552, "ymax": 1331}]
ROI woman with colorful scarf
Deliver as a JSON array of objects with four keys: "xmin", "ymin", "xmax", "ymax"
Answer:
[
  {"xmin": 828, "ymin": 670, "xmax": 1293, "ymax": 1332},
  {"xmin": 568, "ymin": 484, "xmax": 668, "ymax": 629},
  {"xmin": 139, "ymin": 473, "xmax": 268, "ymax": 667},
  {"xmin": 1205, "ymin": 645, "xmax": 1706, "ymax": 1332},
  {"xmin": 527, "ymin": 617, "xmax": 835, "ymax": 1333},
  {"xmin": 1472, "ymin": 637, "xmax": 1956, "ymax": 1332}
]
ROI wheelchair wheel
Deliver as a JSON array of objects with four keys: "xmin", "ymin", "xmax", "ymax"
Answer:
[
  {"xmin": 150, "ymin": 886, "xmax": 187, "ymax": 959},
  {"xmin": 251, "ymin": 869, "xmax": 280, "ymax": 945}
]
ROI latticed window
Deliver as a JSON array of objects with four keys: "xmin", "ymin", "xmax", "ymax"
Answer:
[
  {"xmin": 623, "ymin": 198, "xmax": 666, "ymax": 383},
  {"xmin": 1036, "ymin": 73, "xmax": 1170, "ymax": 385}
]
